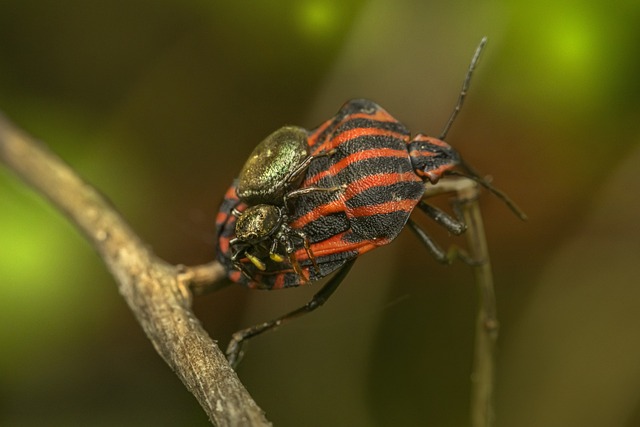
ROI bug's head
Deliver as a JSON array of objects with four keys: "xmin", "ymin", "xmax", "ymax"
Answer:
[
  {"xmin": 408, "ymin": 135, "xmax": 527, "ymax": 221},
  {"xmin": 234, "ymin": 204, "xmax": 283, "ymax": 244},
  {"xmin": 408, "ymin": 134, "xmax": 461, "ymax": 184}
]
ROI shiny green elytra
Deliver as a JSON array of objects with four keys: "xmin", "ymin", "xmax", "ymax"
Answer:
[{"xmin": 236, "ymin": 126, "xmax": 310, "ymax": 206}]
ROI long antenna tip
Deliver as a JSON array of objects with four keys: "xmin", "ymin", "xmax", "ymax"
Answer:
[
  {"xmin": 454, "ymin": 163, "xmax": 528, "ymax": 222},
  {"xmin": 439, "ymin": 37, "xmax": 489, "ymax": 140}
]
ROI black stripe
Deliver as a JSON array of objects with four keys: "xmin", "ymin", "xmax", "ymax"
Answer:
[
  {"xmin": 299, "ymin": 212, "xmax": 350, "ymax": 243},
  {"xmin": 346, "ymin": 210, "xmax": 412, "ymax": 242},
  {"xmin": 332, "ymin": 135, "xmax": 408, "ymax": 160},
  {"xmin": 307, "ymin": 135, "xmax": 411, "ymax": 181},
  {"xmin": 309, "ymin": 256, "xmax": 354, "ymax": 282},
  {"xmin": 345, "ymin": 181, "xmax": 424, "ymax": 209},
  {"xmin": 312, "ymin": 156, "xmax": 415, "ymax": 189}
]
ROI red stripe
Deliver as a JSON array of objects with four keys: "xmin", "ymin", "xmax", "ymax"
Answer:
[
  {"xmin": 306, "ymin": 148, "xmax": 409, "ymax": 185},
  {"xmin": 273, "ymin": 272, "xmax": 286, "ymax": 289},
  {"xmin": 312, "ymin": 126, "xmax": 408, "ymax": 156},
  {"xmin": 415, "ymin": 163, "xmax": 456, "ymax": 183},
  {"xmin": 343, "ymin": 171, "xmax": 420, "ymax": 199},
  {"xmin": 290, "ymin": 200, "xmax": 345, "ymax": 229},
  {"xmin": 292, "ymin": 232, "xmax": 388, "ymax": 259},
  {"xmin": 218, "ymin": 236, "xmax": 230, "ymax": 254},
  {"xmin": 229, "ymin": 270, "xmax": 242, "ymax": 283},
  {"xmin": 348, "ymin": 199, "xmax": 416, "ymax": 218},
  {"xmin": 307, "ymin": 118, "xmax": 333, "ymax": 148},
  {"xmin": 215, "ymin": 211, "xmax": 231, "ymax": 225},
  {"xmin": 224, "ymin": 185, "xmax": 238, "ymax": 199}
]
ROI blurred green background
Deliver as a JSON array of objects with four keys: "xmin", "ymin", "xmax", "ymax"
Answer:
[{"xmin": 1, "ymin": 0, "xmax": 640, "ymax": 426}]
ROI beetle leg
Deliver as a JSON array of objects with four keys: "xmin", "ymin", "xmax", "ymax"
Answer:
[
  {"xmin": 291, "ymin": 228, "xmax": 320, "ymax": 275},
  {"xmin": 284, "ymin": 149, "xmax": 337, "ymax": 187},
  {"xmin": 283, "ymin": 184, "xmax": 344, "ymax": 211},
  {"xmin": 229, "ymin": 245, "xmax": 256, "ymax": 280},
  {"xmin": 245, "ymin": 251, "xmax": 267, "ymax": 271},
  {"xmin": 406, "ymin": 218, "xmax": 481, "ymax": 265},
  {"xmin": 233, "ymin": 260, "xmax": 255, "ymax": 281},
  {"xmin": 267, "ymin": 238, "xmax": 285, "ymax": 262},
  {"xmin": 282, "ymin": 233, "xmax": 308, "ymax": 282},
  {"xmin": 287, "ymin": 252, "xmax": 307, "ymax": 282},
  {"xmin": 229, "ymin": 238, "xmax": 250, "ymax": 261},
  {"xmin": 266, "ymin": 232, "xmax": 308, "ymax": 282},
  {"xmin": 279, "ymin": 224, "xmax": 319, "ymax": 277},
  {"xmin": 303, "ymin": 237, "xmax": 320, "ymax": 275},
  {"xmin": 226, "ymin": 259, "xmax": 356, "ymax": 368}
]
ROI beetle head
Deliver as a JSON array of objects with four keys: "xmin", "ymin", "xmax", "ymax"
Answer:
[{"xmin": 234, "ymin": 204, "xmax": 283, "ymax": 244}]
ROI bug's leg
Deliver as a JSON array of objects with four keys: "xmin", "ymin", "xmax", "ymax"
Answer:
[
  {"xmin": 287, "ymin": 252, "xmax": 307, "ymax": 280},
  {"xmin": 231, "ymin": 240, "xmax": 266, "ymax": 278},
  {"xmin": 283, "ymin": 184, "xmax": 345, "ymax": 213},
  {"xmin": 267, "ymin": 233, "xmax": 309, "ymax": 282},
  {"xmin": 407, "ymin": 218, "xmax": 479, "ymax": 265},
  {"xmin": 233, "ymin": 260, "xmax": 255, "ymax": 281},
  {"xmin": 417, "ymin": 200, "xmax": 466, "ymax": 235},
  {"xmin": 283, "ymin": 236, "xmax": 308, "ymax": 282},
  {"xmin": 268, "ymin": 236, "xmax": 307, "ymax": 282},
  {"xmin": 226, "ymin": 258, "xmax": 356, "ymax": 368},
  {"xmin": 286, "ymin": 185, "xmax": 342, "ymax": 199},
  {"xmin": 292, "ymin": 228, "xmax": 320, "ymax": 275},
  {"xmin": 284, "ymin": 149, "xmax": 337, "ymax": 186},
  {"xmin": 230, "ymin": 249, "xmax": 255, "ymax": 280},
  {"xmin": 230, "ymin": 240, "xmax": 261, "ymax": 267}
]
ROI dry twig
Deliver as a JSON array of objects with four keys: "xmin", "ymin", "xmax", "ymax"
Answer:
[
  {"xmin": 0, "ymin": 113, "xmax": 271, "ymax": 427},
  {"xmin": 424, "ymin": 178, "xmax": 498, "ymax": 427}
]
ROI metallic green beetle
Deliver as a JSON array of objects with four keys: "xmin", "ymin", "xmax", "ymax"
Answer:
[
  {"xmin": 229, "ymin": 126, "xmax": 336, "ymax": 279},
  {"xmin": 236, "ymin": 126, "xmax": 310, "ymax": 205}
]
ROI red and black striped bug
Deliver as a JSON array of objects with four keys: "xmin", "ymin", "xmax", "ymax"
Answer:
[{"xmin": 215, "ymin": 38, "xmax": 525, "ymax": 367}]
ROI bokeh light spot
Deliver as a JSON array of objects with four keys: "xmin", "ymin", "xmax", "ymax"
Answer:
[{"xmin": 297, "ymin": 1, "xmax": 341, "ymax": 40}]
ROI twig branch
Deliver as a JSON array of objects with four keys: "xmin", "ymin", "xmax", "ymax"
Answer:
[
  {"xmin": 459, "ymin": 184, "xmax": 498, "ymax": 427},
  {"xmin": 425, "ymin": 178, "xmax": 498, "ymax": 427},
  {"xmin": 0, "ymin": 113, "xmax": 271, "ymax": 427}
]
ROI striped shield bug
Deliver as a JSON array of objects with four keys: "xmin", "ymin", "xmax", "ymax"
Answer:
[{"xmin": 215, "ymin": 37, "xmax": 526, "ymax": 367}]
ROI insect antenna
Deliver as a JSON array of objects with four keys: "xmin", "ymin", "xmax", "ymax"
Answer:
[
  {"xmin": 439, "ymin": 37, "xmax": 527, "ymax": 221},
  {"xmin": 439, "ymin": 36, "xmax": 487, "ymax": 140},
  {"xmin": 449, "ymin": 166, "xmax": 528, "ymax": 221}
]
